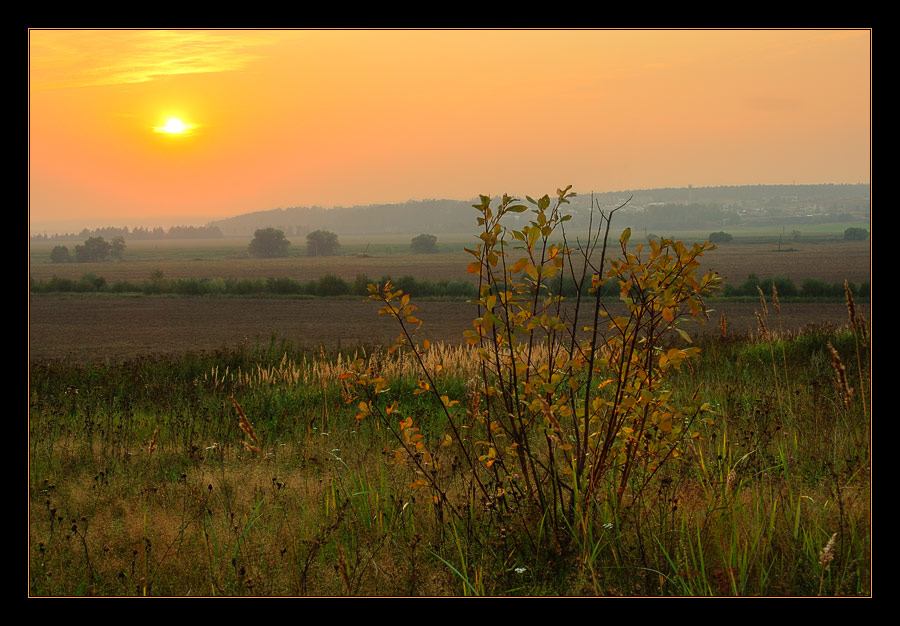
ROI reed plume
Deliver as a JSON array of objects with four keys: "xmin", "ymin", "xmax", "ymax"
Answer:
[
  {"xmin": 231, "ymin": 395, "xmax": 262, "ymax": 454},
  {"xmin": 845, "ymin": 280, "xmax": 868, "ymax": 348},
  {"xmin": 819, "ymin": 532, "xmax": 838, "ymax": 570},
  {"xmin": 756, "ymin": 311, "xmax": 769, "ymax": 341},
  {"xmin": 827, "ymin": 343, "xmax": 853, "ymax": 409},
  {"xmin": 757, "ymin": 286, "xmax": 768, "ymax": 317}
]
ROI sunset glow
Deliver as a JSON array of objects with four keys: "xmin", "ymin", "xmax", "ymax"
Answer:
[
  {"xmin": 155, "ymin": 117, "xmax": 191, "ymax": 134},
  {"xmin": 29, "ymin": 29, "xmax": 871, "ymax": 232}
]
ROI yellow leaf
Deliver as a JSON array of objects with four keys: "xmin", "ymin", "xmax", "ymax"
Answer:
[
  {"xmin": 510, "ymin": 257, "xmax": 529, "ymax": 273},
  {"xmin": 440, "ymin": 395, "xmax": 459, "ymax": 408}
]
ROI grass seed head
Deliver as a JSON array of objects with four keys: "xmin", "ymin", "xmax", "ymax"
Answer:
[
  {"xmin": 844, "ymin": 280, "xmax": 856, "ymax": 327},
  {"xmin": 819, "ymin": 532, "xmax": 838, "ymax": 570},
  {"xmin": 757, "ymin": 286, "xmax": 768, "ymax": 317},
  {"xmin": 827, "ymin": 343, "xmax": 853, "ymax": 408},
  {"xmin": 756, "ymin": 311, "xmax": 769, "ymax": 341},
  {"xmin": 844, "ymin": 280, "xmax": 868, "ymax": 347},
  {"xmin": 147, "ymin": 428, "xmax": 159, "ymax": 461},
  {"xmin": 231, "ymin": 395, "xmax": 262, "ymax": 454}
]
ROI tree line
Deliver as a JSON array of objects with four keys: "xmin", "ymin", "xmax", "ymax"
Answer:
[
  {"xmin": 49, "ymin": 236, "xmax": 126, "ymax": 263},
  {"xmin": 247, "ymin": 229, "xmax": 440, "ymax": 257},
  {"xmin": 30, "ymin": 268, "xmax": 868, "ymax": 301},
  {"xmin": 32, "ymin": 224, "xmax": 223, "ymax": 242},
  {"xmin": 30, "ymin": 272, "xmax": 477, "ymax": 298}
]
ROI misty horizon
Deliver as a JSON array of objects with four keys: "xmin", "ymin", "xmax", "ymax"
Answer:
[{"xmin": 29, "ymin": 181, "xmax": 870, "ymax": 239}]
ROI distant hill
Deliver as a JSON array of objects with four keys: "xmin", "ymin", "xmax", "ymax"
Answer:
[
  {"xmin": 206, "ymin": 184, "xmax": 870, "ymax": 237},
  {"xmin": 206, "ymin": 199, "xmax": 476, "ymax": 237}
]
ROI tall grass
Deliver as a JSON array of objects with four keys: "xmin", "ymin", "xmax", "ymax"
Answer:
[{"xmin": 29, "ymin": 310, "xmax": 869, "ymax": 596}]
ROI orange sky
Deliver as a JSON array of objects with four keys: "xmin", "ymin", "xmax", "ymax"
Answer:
[{"xmin": 29, "ymin": 29, "xmax": 871, "ymax": 232}]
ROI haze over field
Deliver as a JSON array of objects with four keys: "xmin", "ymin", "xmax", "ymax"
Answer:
[{"xmin": 29, "ymin": 29, "xmax": 870, "ymax": 234}]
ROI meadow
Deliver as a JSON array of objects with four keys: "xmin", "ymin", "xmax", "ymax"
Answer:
[
  {"xmin": 29, "ymin": 237, "xmax": 870, "ymax": 288},
  {"xmin": 29, "ymin": 210, "xmax": 870, "ymax": 596}
]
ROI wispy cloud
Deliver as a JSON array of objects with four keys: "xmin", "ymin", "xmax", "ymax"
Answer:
[{"xmin": 29, "ymin": 29, "xmax": 278, "ymax": 90}]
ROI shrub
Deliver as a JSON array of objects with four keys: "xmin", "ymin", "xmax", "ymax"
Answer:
[
  {"xmin": 411, "ymin": 233, "xmax": 439, "ymax": 254},
  {"xmin": 203, "ymin": 278, "xmax": 227, "ymax": 295},
  {"xmin": 46, "ymin": 276, "xmax": 77, "ymax": 292},
  {"xmin": 77, "ymin": 273, "xmax": 107, "ymax": 292},
  {"xmin": 267, "ymin": 276, "xmax": 303, "ymax": 295},
  {"xmin": 144, "ymin": 269, "xmax": 169, "ymax": 294},
  {"xmin": 110, "ymin": 280, "xmax": 141, "ymax": 293},
  {"xmin": 352, "ymin": 274, "xmax": 373, "ymax": 296},
  {"xmin": 344, "ymin": 187, "xmax": 722, "ymax": 545},
  {"xmin": 843, "ymin": 227, "xmax": 868, "ymax": 241},
  {"xmin": 315, "ymin": 274, "xmax": 349, "ymax": 297},
  {"xmin": 174, "ymin": 278, "xmax": 204, "ymax": 295},
  {"xmin": 801, "ymin": 278, "xmax": 830, "ymax": 297},
  {"xmin": 709, "ymin": 231, "xmax": 733, "ymax": 243},
  {"xmin": 759, "ymin": 275, "xmax": 798, "ymax": 298},
  {"xmin": 228, "ymin": 278, "xmax": 265, "ymax": 295}
]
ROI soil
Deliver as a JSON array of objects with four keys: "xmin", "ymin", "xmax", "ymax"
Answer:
[{"xmin": 29, "ymin": 294, "xmax": 869, "ymax": 363}]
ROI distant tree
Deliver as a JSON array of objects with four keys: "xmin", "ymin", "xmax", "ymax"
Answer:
[
  {"xmin": 410, "ymin": 233, "xmax": 439, "ymax": 254},
  {"xmin": 144, "ymin": 269, "xmax": 168, "ymax": 294},
  {"xmin": 110, "ymin": 236, "xmax": 126, "ymax": 261},
  {"xmin": 306, "ymin": 230, "xmax": 340, "ymax": 257},
  {"xmin": 843, "ymin": 227, "xmax": 868, "ymax": 241},
  {"xmin": 50, "ymin": 245, "xmax": 71, "ymax": 263},
  {"xmin": 708, "ymin": 231, "xmax": 733, "ymax": 243},
  {"xmin": 74, "ymin": 236, "xmax": 112, "ymax": 262},
  {"xmin": 249, "ymin": 228, "xmax": 291, "ymax": 258}
]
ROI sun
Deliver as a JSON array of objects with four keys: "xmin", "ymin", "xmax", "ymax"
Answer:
[{"xmin": 153, "ymin": 117, "xmax": 194, "ymax": 135}]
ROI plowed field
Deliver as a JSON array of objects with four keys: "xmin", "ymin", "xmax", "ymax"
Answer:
[{"xmin": 29, "ymin": 295, "xmax": 868, "ymax": 363}]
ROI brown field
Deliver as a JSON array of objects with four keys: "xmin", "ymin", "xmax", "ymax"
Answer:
[
  {"xmin": 28, "ymin": 241, "xmax": 871, "ymax": 287},
  {"xmin": 29, "ymin": 238, "xmax": 870, "ymax": 362},
  {"xmin": 29, "ymin": 294, "xmax": 868, "ymax": 363},
  {"xmin": 28, "ymin": 252, "xmax": 478, "ymax": 284}
]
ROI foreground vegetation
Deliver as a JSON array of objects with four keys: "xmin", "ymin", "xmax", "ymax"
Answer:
[
  {"xmin": 29, "ymin": 189, "xmax": 870, "ymax": 596},
  {"xmin": 29, "ymin": 270, "xmax": 868, "ymax": 302},
  {"xmin": 28, "ymin": 323, "xmax": 870, "ymax": 596}
]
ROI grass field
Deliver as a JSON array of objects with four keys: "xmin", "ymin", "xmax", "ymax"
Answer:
[
  {"xmin": 29, "ymin": 239, "xmax": 870, "ymax": 288},
  {"xmin": 28, "ymin": 224, "xmax": 871, "ymax": 596},
  {"xmin": 28, "ymin": 321, "xmax": 871, "ymax": 596}
]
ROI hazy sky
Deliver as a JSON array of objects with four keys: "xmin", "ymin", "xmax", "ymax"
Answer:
[{"xmin": 29, "ymin": 29, "xmax": 870, "ymax": 231}]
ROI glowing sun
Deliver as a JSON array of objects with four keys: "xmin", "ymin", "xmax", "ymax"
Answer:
[{"xmin": 154, "ymin": 117, "xmax": 193, "ymax": 134}]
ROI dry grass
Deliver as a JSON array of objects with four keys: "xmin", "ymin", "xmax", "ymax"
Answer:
[{"xmin": 29, "ymin": 240, "xmax": 870, "ymax": 286}]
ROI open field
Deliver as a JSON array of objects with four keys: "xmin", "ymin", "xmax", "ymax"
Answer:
[
  {"xmin": 28, "ymin": 235, "xmax": 870, "ymax": 363},
  {"xmin": 29, "ymin": 295, "xmax": 868, "ymax": 363},
  {"xmin": 29, "ymin": 226, "xmax": 871, "ymax": 596},
  {"xmin": 29, "ymin": 240, "xmax": 870, "ymax": 289}
]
